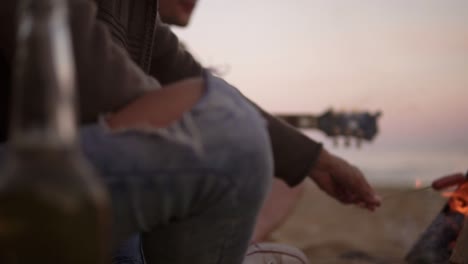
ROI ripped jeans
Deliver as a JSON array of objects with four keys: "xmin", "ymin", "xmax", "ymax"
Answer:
[{"xmin": 0, "ymin": 73, "xmax": 273, "ymax": 264}]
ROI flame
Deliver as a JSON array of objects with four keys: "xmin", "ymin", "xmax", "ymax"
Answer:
[
  {"xmin": 414, "ymin": 178, "xmax": 423, "ymax": 189},
  {"xmin": 444, "ymin": 182, "xmax": 468, "ymax": 215}
]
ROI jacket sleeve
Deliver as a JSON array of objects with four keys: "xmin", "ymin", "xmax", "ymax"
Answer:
[
  {"xmin": 150, "ymin": 20, "xmax": 204, "ymax": 84},
  {"xmin": 0, "ymin": 0, "xmax": 159, "ymax": 125},
  {"xmin": 150, "ymin": 24, "xmax": 323, "ymax": 186},
  {"xmin": 69, "ymin": 0, "xmax": 160, "ymax": 122},
  {"xmin": 255, "ymin": 105, "xmax": 323, "ymax": 186}
]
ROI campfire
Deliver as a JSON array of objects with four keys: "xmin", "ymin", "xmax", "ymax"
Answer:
[
  {"xmin": 447, "ymin": 180, "xmax": 468, "ymax": 264},
  {"xmin": 444, "ymin": 183, "xmax": 468, "ymax": 216},
  {"xmin": 406, "ymin": 172, "xmax": 468, "ymax": 264}
]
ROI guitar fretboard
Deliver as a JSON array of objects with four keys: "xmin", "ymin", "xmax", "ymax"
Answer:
[{"xmin": 275, "ymin": 114, "xmax": 319, "ymax": 129}]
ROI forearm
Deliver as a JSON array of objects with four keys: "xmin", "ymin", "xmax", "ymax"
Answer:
[{"xmin": 244, "ymin": 98, "xmax": 323, "ymax": 186}]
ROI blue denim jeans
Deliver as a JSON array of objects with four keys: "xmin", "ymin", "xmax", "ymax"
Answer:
[
  {"xmin": 0, "ymin": 73, "xmax": 273, "ymax": 264},
  {"xmin": 112, "ymin": 235, "xmax": 145, "ymax": 264}
]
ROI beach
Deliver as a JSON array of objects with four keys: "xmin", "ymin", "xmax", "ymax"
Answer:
[{"xmin": 271, "ymin": 182, "xmax": 447, "ymax": 263}]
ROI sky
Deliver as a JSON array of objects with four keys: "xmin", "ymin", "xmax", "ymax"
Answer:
[{"xmin": 172, "ymin": 0, "xmax": 468, "ymax": 183}]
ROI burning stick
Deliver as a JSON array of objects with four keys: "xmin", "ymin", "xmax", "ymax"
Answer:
[
  {"xmin": 451, "ymin": 216, "xmax": 468, "ymax": 264},
  {"xmin": 382, "ymin": 173, "xmax": 466, "ymax": 201},
  {"xmin": 405, "ymin": 203, "xmax": 464, "ymax": 263},
  {"xmin": 449, "ymin": 180, "xmax": 468, "ymax": 264}
]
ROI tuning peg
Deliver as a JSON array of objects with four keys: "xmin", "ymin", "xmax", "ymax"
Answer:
[
  {"xmin": 333, "ymin": 137, "xmax": 338, "ymax": 147},
  {"xmin": 344, "ymin": 136, "xmax": 351, "ymax": 147},
  {"xmin": 354, "ymin": 127, "xmax": 364, "ymax": 140},
  {"xmin": 356, "ymin": 138, "xmax": 362, "ymax": 148}
]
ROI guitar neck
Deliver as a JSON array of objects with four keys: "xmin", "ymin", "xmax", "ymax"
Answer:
[{"xmin": 275, "ymin": 114, "xmax": 319, "ymax": 129}]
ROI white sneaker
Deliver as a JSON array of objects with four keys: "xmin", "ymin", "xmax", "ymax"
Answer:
[{"xmin": 243, "ymin": 243, "xmax": 310, "ymax": 264}]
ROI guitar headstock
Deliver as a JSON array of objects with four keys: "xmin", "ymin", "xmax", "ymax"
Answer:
[
  {"xmin": 317, "ymin": 109, "xmax": 381, "ymax": 146},
  {"xmin": 275, "ymin": 109, "xmax": 381, "ymax": 147}
]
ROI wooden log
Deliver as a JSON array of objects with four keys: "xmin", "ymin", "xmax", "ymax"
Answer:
[
  {"xmin": 405, "ymin": 203, "xmax": 463, "ymax": 264},
  {"xmin": 450, "ymin": 216, "xmax": 468, "ymax": 264}
]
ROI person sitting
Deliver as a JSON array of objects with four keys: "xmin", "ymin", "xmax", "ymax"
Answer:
[{"xmin": 0, "ymin": 1, "xmax": 381, "ymax": 264}]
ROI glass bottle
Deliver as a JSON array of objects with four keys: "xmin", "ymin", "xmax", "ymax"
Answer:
[{"xmin": 0, "ymin": 0, "xmax": 110, "ymax": 263}]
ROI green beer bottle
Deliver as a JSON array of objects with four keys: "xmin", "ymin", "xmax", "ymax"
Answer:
[{"xmin": 0, "ymin": 0, "xmax": 110, "ymax": 263}]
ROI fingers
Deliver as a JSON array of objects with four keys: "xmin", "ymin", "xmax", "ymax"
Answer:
[
  {"xmin": 328, "ymin": 163, "xmax": 381, "ymax": 210},
  {"xmin": 348, "ymin": 166, "xmax": 381, "ymax": 210},
  {"xmin": 331, "ymin": 182, "xmax": 358, "ymax": 204},
  {"xmin": 309, "ymin": 151, "xmax": 382, "ymax": 211}
]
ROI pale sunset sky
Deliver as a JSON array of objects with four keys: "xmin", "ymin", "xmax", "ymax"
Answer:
[{"xmin": 173, "ymin": 0, "xmax": 467, "ymax": 184}]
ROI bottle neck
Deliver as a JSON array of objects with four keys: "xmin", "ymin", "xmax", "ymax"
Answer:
[{"xmin": 10, "ymin": 0, "xmax": 77, "ymax": 149}]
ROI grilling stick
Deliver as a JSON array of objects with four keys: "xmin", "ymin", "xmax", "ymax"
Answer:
[{"xmin": 381, "ymin": 172, "xmax": 465, "ymax": 200}]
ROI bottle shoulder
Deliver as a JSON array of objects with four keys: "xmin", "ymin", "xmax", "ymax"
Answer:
[{"xmin": 0, "ymin": 148, "xmax": 107, "ymax": 204}]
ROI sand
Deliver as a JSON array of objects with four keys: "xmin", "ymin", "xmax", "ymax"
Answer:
[{"xmin": 271, "ymin": 182, "xmax": 448, "ymax": 263}]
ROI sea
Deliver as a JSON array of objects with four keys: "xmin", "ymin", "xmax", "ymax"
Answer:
[{"xmin": 304, "ymin": 130, "xmax": 468, "ymax": 188}]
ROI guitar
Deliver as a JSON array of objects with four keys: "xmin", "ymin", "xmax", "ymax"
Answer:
[{"xmin": 275, "ymin": 109, "xmax": 381, "ymax": 147}]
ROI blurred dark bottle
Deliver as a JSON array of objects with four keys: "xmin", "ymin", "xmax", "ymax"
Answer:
[{"xmin": 0, "ymin": 0, "xmax": 110, "ymax": 263}]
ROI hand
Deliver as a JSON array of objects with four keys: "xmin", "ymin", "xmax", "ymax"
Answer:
[{"xmin": 309, "ymin": 149, "xmax": 381, "ymax": 211}]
